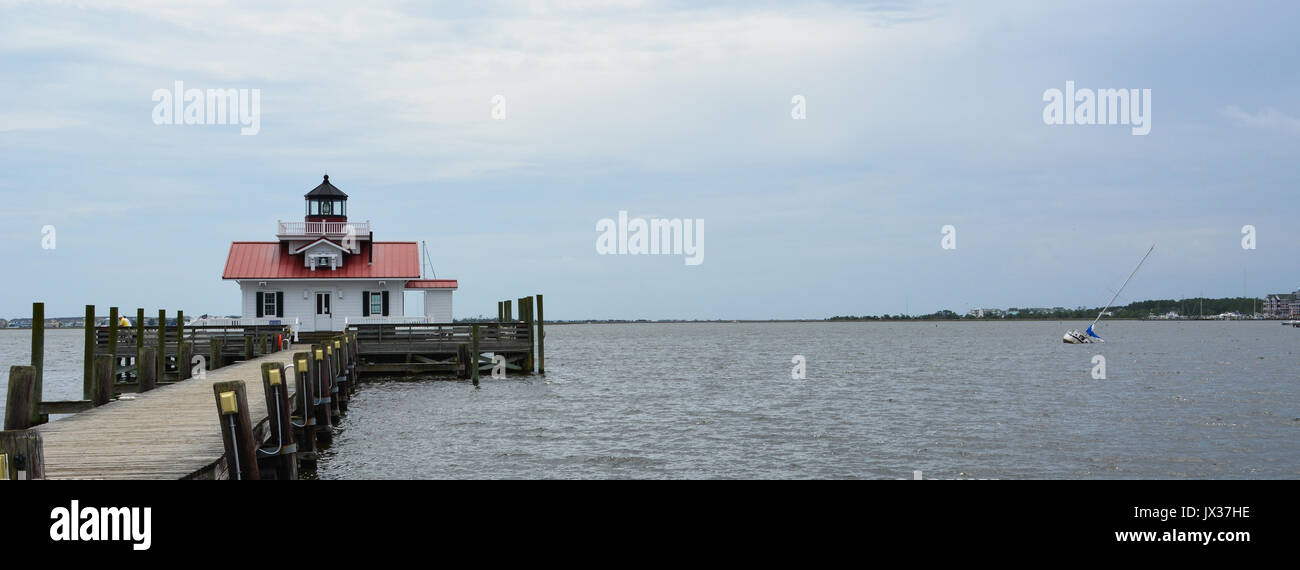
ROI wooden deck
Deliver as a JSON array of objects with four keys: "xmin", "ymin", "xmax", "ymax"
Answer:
[{"xmin": 33, "ymin": 348, "xmax": 301, "ymax": 480}]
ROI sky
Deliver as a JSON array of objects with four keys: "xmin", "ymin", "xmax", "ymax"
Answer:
[{"xmin": 0, "ymin": 0, "xmax": 1297, "ymax": 320}]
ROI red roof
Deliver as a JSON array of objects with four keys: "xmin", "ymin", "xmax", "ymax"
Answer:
[
  {"xmin": 404, "ymin": 279, "xmax": 459, "ymax": 289},
  {"xmin": 223, "ymin": 241, "xmax": 420, "ymax": 280}
]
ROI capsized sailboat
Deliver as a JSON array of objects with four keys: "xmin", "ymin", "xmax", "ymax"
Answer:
[{"xmin": 1063, "ymin": 244, "xmax": 1155, "ymax": 344}]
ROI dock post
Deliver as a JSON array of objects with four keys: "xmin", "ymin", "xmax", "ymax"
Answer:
[
  {"xmin": 93, "ymin": 354, "xmax": 114, "ymax": 406},
  {"xmin": 259, "ymin": 363, "xmax": 298, "ymax": 480},
  {"xmin": 471, "ymin": 324, "xmax": 480, "ymax": 386},
  {"xmin": 83, "ymin": 304, "xmax": 94, "ymax": 401},
  {"xmin": 536, "ymin": 294, "xmax": 545, "ymax": 375},
  {"xmin": 326, "ymin": 344, "xmax": 340, "ymax": 422},
  {"xmin": 156, "ymin": 310, "xmax": 166, "ymax": 382},
  {"xmin": 178, "ymin": 342, "xmax": 193, "ymax": 381},
  {"xmin": 0, "ymin": 429, "xmax": 44, "ymax": 480},
  {"xmin": 210, "ymin": 338, "xmax": 224, "ymax": 370},
  {"xmin": 107, "ymin": 307, "xmax": 119, "ymax": 382},
  {"xmin": 5, "ymin": 366, "xmax": 37, "ymax": 430},
  {"xmin": 333, "ymin": 338, "xmax": 348, "ymax": 413},
  {"xmin": 292, "ymin": 352, "xmax": 317, "ymax": 466},
  {"xmin": 176, "ymin": 310, "xmax": 184, "ymax": 358},
  {"xmin": 505, "ymin": 300, "xmax": 512, "ymax": 322},
  {"xmin": 244, "ymin": 334, "xmax": 254, "ymax": 361},
  {"xmin": 30, "ymin": 303, "xmax": 45, "ymax": 426},
  {"xmin": 135, "ymin": 308, "xmax": 145, "ymax": 382},
  {"xmin": 138, "ymin": 348, "xmax": 157, "ymax": 392},
  {"xmin": 312, "ymin": 346, "xmax": 333, "ymax": 444},
  {"xmin": 525, "ymin": 296, "xmax": 535, "ymax": 373},
  {"xmin": 212, "ymin": 380, "xmax": 259, "ymax": 480}
]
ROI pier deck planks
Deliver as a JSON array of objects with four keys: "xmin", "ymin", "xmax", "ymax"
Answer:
[{"xmin": 34, "ymin": 347, "xmax": 302, "ymax": 480}]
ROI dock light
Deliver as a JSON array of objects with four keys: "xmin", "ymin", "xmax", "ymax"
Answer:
[
  {"xmin": 314, "ymin": 349, "xmax": 323, "ymax": 361},
  {"xmin": 0, "ymin": 454, "xmax": 8, "ymax": 480},
  {"xmin": 326, "ymin": 345, "xmax": 332, "ymax": 355},
  {"xmin": 218, "ymin": 391, "xmax": 238, "ymax": 415},
  {"xmin": 333, "ymin": 340, "xmax": 341, "ymax": 349},
  {"xmin": 296, "ymin": 356, "xmax": 308, "ymax": 371},
  {"xmin": 268, "ymin": 368, "xmax": 282, "ymax": 387}
]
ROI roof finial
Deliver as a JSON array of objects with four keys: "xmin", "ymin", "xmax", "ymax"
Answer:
[{"xmin": 323, "ymin": 172, "xmax": 329, "ymax": 182}]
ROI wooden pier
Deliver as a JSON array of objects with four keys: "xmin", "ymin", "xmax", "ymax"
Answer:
[{"xmin": 1, "ymin": 294, "xmax": 546, "ymax": 480}]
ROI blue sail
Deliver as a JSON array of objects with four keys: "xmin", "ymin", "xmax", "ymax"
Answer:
[{"xmin": 1085, "ymin": 324, "xmax": 1103, "ymax": 339}]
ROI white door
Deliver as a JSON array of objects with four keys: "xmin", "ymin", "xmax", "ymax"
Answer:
[{"xmin": 315, "ymin": 292, "xmax": 333, "ymax": 331}]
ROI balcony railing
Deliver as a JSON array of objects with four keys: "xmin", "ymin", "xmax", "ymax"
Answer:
[{"xmin": 277, "ymin": 220, "xmax": 371, "ymax": 237}]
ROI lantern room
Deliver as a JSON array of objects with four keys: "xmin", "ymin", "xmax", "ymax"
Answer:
[{"xmin": 305, "ymin": 174, "xmax": 348, "ymax": 222}]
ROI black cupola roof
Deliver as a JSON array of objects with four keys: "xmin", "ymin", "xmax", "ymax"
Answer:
[{"xmin": 304, "ymin": 174, "xmax": 348, "ymax": 199}]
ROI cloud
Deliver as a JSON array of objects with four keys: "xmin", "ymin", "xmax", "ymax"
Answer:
[{"xmin": 1222, "ymin": 106, "xmax": 1300, "ymax": 135}]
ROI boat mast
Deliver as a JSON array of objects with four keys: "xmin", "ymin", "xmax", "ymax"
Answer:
[{"xmin": 1090, "ymin": 244, "xmax": 1156, "ymax": 329}]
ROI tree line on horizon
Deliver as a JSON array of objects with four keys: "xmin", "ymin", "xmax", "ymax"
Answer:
[{"xmin": 827, "ymin": 297, "xmax": 1267, "ymax": 321}]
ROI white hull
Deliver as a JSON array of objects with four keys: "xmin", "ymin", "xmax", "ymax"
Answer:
[{"xmin": 1063, "ymin": 329, "xmax": 1092, "ymax": 344}]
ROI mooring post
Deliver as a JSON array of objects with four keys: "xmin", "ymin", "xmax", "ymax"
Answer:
[
  {"xmin": 178, "ymin": 342, "xmax": 193, "ymax": 381},
  {"xmin": 505, "ymin": 299, "xmax": 513, "ymax": 322},
  {"xmin": 259, "ymin": 363, "xmax": 297, "ymax": 480},
  {"xmin": 525, "ymin": 296, "xmax": 535, "ymax": 373},
  {"xmin": 312, "ymin": 346, "xmax": 333, "ymax": 443},
  {"xmin": 30, "ymin": 303, "xmax": 45, "ymax": 426},
  {"xmin": 536, "ymin": 294, "xmax": 545, "ymax": 375},
  {"xmin": 176, "ymin": 310, "xmax": 184, "ymax": 358},
  {"xmin": 0, "ymin": 429, "xmax": 44, "ymax": 480},
  {"xmin": 212, "ymin": 380, "xmax": 259, "ymax": 480},
  {"xmin": 83, "ymin": 304, "xmax": 94, "ymax": 401},
  {"xmin": 92, "ymin": 354, "xmax": 113, "ymax": 406},
  {"xmin": 156, "ymin": 310, "xmax": 166, "ymax": 382},
  {"xmin": 326, "ymin": 344, "xmax": 340, "ymax": 422},
  {"xmin": 292, "ymin": 352, "xmax": 317, "ymax": 463},
  {"xmin": 138, "ymin": 347, "xmax": 157, "ymax": 392},
  {"xmin": 5, "ymin": 366, "xmax": 36, "ymax": 430},
  {"xmin": 471, "ymin": 324, "xmax": 481, "ymax": 385},
  {"xmin": 209, "ymin": 338, "xmax": 223, "ymax": 370},
  {"xmin": 244, "ymin": 334, "xmax": 254, "ymax": 361},
  {"xmin": 107, "ymin": 307, "xmax": 119, "ymax": 380},
  {"xmin": 135, "ymin": 308, "xmax": 145, "ymax": 382},
  {"xmin": 333, "ymin": 338, "xmax": 348, "ymax": 413}
]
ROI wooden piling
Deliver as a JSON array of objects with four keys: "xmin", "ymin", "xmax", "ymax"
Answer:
[
  {"xmin": 30, "ymin": 303, "xmax": 45, "ymax": 426},
  {"xmin": 209, "ymin": 338, "xmax": 224, "ymax": 370},
  {"xmin": 292, "ymin": 352, "xmax": 317, "ymax": 462},
  {"xmin": 178, "ymin": 342, "xmax": 193, "ymax": 381},
  {"xmin": 259, "ymin": 362, "xmax": 297, "ymax": 480},
  {"xmin": 156, "ymin": 310, "xmax": 166, "ymax": 381},
  {"xmin": 135, "ymin": 308, "xmax": 145, "ymax": 381},
  {"xmin": 93, "ymin": 354, "xmax": 113, "ymax": 406},
  {"xmin": 536, "ymin": 294, "xmax": 545, "ymax": 375},
  {"xmin": 107, "ymin": 307, "xmax": 119, "ymax": 366},
  {"xmin": 212, "ymin": 380, "xmax": 259, "ymax": 480},
  {"xmin": 244, "ymin": 335, "xmax": 254, "ymax": 361},
  {"xmin": 471, "ymin": 324, "xmax": 480, "ymax": 385},
  {"xmin": 138, "ymin": 347, "xmax": 157, "ymax": 392},
  {"xmin": 311, "ymin": 346, "xmax": 333, "ymax": 444},
  {"xmin": 505, "ymin": 299, "xmax": 512, "ymax": 322},
  {"xmin": 0, "ymin": 429, "xmax": 44, "ymax": 480},
  {"xmin": 5, "ymin": 366, "xmax": 36, "ymax": 430},
  {"xmin": 83, "ymin": 304, "xmax": 94, "ymax": 401},
  {"xmin": 176, "ymin": 310, "xmax": 184, "ymax": 356}
]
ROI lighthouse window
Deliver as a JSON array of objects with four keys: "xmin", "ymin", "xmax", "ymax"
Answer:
[
  {"xmin": 320, "ymin": 201, "xmax": 332, "ymax": 215},
  {"xmin": 263, "ymin": 293, "xmax": 278, "ymax": 317}
]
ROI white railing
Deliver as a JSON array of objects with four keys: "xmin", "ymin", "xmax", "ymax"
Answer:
[
  {"xmin": 277, "ymin": 220, "xmax": 371, "ymax": 236},
  {"xmin": 345, "ymin": 316, "xmax": 435, "ymax": 325},
  {"xmin": 190, "ymin": 317, "xmax": 300, "ymax": 340}
]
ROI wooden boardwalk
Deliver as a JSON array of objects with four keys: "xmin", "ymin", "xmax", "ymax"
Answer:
[{"xmin": 33, "ymin": 348, "xmax": 301, "ymax": 480}]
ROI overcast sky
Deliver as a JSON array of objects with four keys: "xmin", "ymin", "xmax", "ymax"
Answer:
[{"xmin": 1, "ymin": 0, "xmax": 1297, "ymax": 320}]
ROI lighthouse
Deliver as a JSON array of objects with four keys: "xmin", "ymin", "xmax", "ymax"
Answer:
[{"xmin": 222, "ymin": 175, "xmax": 458, "ymax": 332}]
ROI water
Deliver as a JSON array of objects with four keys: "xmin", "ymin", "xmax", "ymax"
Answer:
[{"xmin": 4, "ymin": 322, "xmax": 1297, "ymax": 478}]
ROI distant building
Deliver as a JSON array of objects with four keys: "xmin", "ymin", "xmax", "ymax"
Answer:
[
  {"xmin": 1264, "ymin": 290, "xmax": 1299, "ymax": 318},
  {"xmin": 967, "ymin": 308, "xmax": 984, "ymax": 318}
]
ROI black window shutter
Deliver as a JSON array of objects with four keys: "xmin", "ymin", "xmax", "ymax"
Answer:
[
  {"xmin": 255, "ymin": 292, "xmax": 264, "ymax": 318},
  {"xmin": 362, "ymin": 291, "xmax": 370, "ymax": 317},
  {"xmin": 381, "ymin": 291, "xmax": 389, "ymax": 316},
  {"xmin": 276, "ymin": 292, "xmax": 284, "ymax": 317}
]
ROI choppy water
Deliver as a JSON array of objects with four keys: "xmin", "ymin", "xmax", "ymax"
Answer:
[{"xmin": 3, "ymin": 322, "xmax": 1297, "ymax": 478}]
